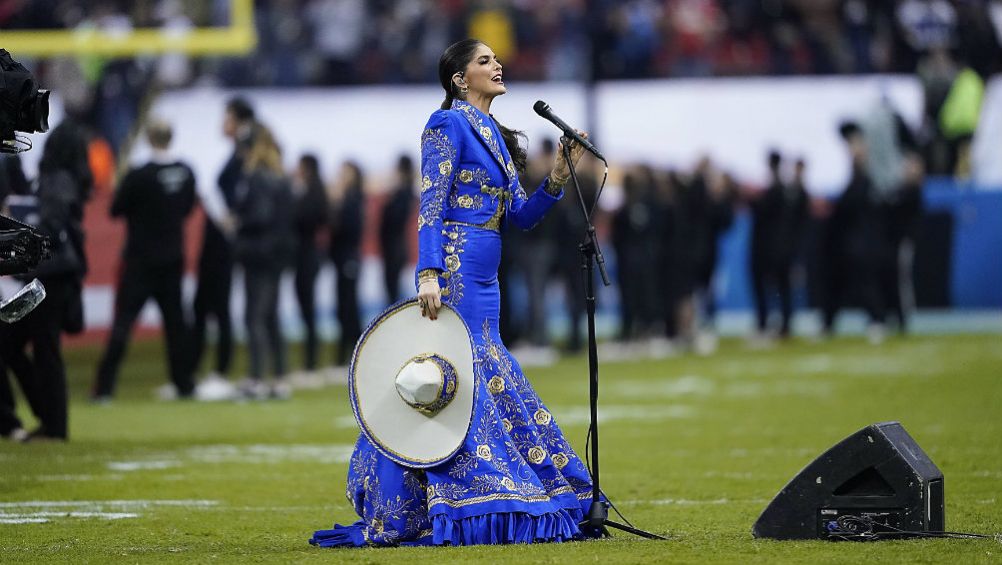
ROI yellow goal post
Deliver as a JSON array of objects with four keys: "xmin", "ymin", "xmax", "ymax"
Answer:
[{"xmin": 0, "ymin": 0, "xmax": 256, "ymax": 57}]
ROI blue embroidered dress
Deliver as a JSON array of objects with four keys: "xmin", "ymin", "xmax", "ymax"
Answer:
[{"xmin": 310, "ymin": 100, "xmax": 594, "ymax": 547}]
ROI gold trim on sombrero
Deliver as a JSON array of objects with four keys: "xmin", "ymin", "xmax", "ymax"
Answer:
[
  {"xmin": 349, "ymin": 300, "xmax": 476, "ymax": 467},
  {"xmin": 394, "ymin": 353, "xmax": 459, "ymax": 417}
]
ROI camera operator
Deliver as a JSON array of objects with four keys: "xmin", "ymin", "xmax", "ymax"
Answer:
[
  {"xmin": 1, "ymin": 155, "xmax": 38, "ymax": 441},
  {"xmin": 0, "ymin": 120, "xmax": 90, "ymax": 441},
  {"xmin": 91, "ymin": 120, "xmax": 196, "ymax": 401}
]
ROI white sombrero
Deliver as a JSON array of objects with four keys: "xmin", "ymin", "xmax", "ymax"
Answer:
[{"xmin": 349, "ymin": 299, "xmax": 476, "ymax": 468}]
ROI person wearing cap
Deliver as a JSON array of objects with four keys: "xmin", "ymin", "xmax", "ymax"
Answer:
[{"xmin": 311, "ymin": 39, "xmax": 594, "ymax": 548}]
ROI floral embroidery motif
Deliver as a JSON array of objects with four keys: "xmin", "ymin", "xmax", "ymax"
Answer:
[
  {"xmin": 551, "ymin": 452, "xmax": 569, "ymax": 470},
  {"xmin": 450, "ymin": 193, "xmax": 482, "ymax": 210},
  {"xmin": 418, "ymin": 127, "xmax": 457, "ymax": 232},
  {"xmin": 488, "ymin": 375, "xmax": 505, "ymax": 394},
  {"xmin": 476, "ymin": 444, "xmax": 493, "ymax": 461},
  {"xmin": 459, "ymin": 167, "xmax": 492, "ymax": 186},
  {"xmin": 440, "ymin": 226, "xmax": 467, "ymax": 305},
  {"xmin": 534, "ymin": 409, "xmax": 552, "ymax": 426},
  {"xmin": 347, "ymin": 444, "xmax": 430, "ymax": 546},
  {"xmin": 527, "ymin": 446, "xmax": 547, "ymax": 465},
  {"xmin": 452, "ymin": 100, "xmax": 507, "ymax": 178}
]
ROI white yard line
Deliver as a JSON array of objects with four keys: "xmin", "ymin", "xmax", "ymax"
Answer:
[
  {"xmin": 0, "ymin": 500, "xmax": 218, "ymax": 509},
  {"xmin": 619, "ymin": 498, "xmax": 769, "ymax": 506}
]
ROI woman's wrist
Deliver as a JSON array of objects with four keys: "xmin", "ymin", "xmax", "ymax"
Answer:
[
  {"xmin": 418, "ymin": 269, "xmax": 440, "ymax": 284},
  {"xmin": 547, "ymin": 172, "xmax": 568, "ymax": 195}
]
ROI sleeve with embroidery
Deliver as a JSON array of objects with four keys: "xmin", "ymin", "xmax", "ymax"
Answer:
[
  {"xmin": 507, "ymin": 176, "xmax": 563, "ymax": 230},
  {"xmin": 416, "ymin": 111, "xmax": 461, "ymax": 274}
]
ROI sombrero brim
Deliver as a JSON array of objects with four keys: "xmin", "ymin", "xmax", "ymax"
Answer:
[{"xmin": 349, "ymin": 299, "xmax": 476, "ymax": 468}]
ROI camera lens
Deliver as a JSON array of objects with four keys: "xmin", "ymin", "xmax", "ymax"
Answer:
[{"xmin": 31, "ymin": 90, "xmax": 50, "ymax": 134}]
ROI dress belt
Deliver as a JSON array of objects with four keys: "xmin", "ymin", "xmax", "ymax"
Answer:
[{"xmin": 443, "ymin": 200, "xmax": 505, "ymax": 233}]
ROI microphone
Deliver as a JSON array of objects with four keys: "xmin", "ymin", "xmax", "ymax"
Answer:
[{"xmin": 533, "ymin": 100, "xmax": 605, "ymax": 162}]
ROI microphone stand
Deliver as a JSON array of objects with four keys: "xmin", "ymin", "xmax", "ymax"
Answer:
[{"xmin": 561, "ymin": 143, "xmax": 665, "ymax": 541}]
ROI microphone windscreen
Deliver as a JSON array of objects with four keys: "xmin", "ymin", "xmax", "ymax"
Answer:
[{"xmin": 533, "ymin": 100, "xmax": 548, "ymax": 116}]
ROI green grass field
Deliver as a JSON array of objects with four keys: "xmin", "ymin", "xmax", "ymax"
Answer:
[{"xmin": 2, "ymin": 334, "xmax": 1000, "ymax": 564}]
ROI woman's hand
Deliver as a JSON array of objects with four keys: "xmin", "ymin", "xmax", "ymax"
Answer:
[
  {"xmin": 417, "ymin": 274, "xmax": 443, "ymax": 320},
  {"xmin": 550, "ymin": 131, "xmax": 589, "ymax": 185}
]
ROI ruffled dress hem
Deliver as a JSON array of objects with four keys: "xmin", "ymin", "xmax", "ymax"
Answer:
[{"xmin": 310, "ymin": 507, "xmax": 588, "ymax": 547}]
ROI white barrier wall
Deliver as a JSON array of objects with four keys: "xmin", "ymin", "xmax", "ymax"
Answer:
[
  {"xmin": 596, "ymin": 76, "xmax": 923, "ymax": 190},
  {"xmin": 136, "ymin": 84, "xmax": 588, "ymax": 197},
  {"xmin": 22, "ymin": 75, "xmax": 1002, "ymax": 193},
  {"xmin": 135, "ymin": 77, "xmax": 923, "ymax": 197}
]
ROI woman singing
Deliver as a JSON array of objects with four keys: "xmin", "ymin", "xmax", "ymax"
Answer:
[{"xmin": 311, "ymin": 39, "xmax": 591, "ymax": 547}]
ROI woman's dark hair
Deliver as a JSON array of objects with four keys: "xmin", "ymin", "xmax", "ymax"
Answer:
[
  {"xmin": 299, "ymin": 153, "xmax": 320, "ymax": 183},
  {"xmin": 343, "ymin": 160, "xmax": 364, "ymax": 198},
  {"xmin": 438, "ymin": 39, "xmax": 528, "ymax": 174},
  {"xmin": 39, "ymin": 120, "xmax": 92, "ymax": 201},
  {"xmin": 226, "ymin": 96, "xmax": 255, "ymax": 122}
]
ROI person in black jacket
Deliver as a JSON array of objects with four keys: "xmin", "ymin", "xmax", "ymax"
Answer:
[
  {"xmin": 379, "ymin": 155, "xmax": 415, "ymax": 305},
  {"xmin": 823, "ymin": 122, "xmax": 889, "ymax": 339},
  {"xmin": 329, "ymin": 160, "xmax": 364, "ymax": 366},
  {"xmin": 0, "ymin": 120, "xmax": 90, "ymax": 440},
  {"xmin": 674, "ymin": 158, "xmax": 734, "ymax": 350},
  {"xmin": 189, "ymin": 97, "xmax": 253, "ymax": 382},
  {"xmin": 883, "ymin": 153, "xmax": 924, "ymax": 333},
  {"xmin": 292, "ymin": 153, "xmax": 328, "ymax": 373},
  {"xmin": 92, "ymin": 120, "xmax": 196, "ymax": 400},
  {"xmin": 612, "ymin": 168, "xmax": 660, "ymax": 341},
  {"xmin": 233, "ymin": 124, "xmax": 294, "ymax": 399},
  {"xmin": 750, "ymin": 151, "xmax": 808, "ymax": 338}
]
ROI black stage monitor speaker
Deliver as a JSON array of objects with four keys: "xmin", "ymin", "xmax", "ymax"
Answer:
[{"xmin": 753, "ymin": 421, "xmax": 944, "ymax": 540}]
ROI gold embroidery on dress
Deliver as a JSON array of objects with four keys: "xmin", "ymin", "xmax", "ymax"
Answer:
[
  {"xmin": 450, "ymin": 193, "xmax": 482, "ymax": 209},
  {"xmin": 428, "ymin": 491, "xmax": 553, "ymax": 510},
  {"xmin": 527, "ymin": 446, "xmax": 547, "ymax": 465},
  {"xmin": 480, "ymin": 185, "xmax": 511, "ymax": 200},
  {"xmin": 534, "ymin": 409, "xmax": 552, "ymax": 426},
  {"xmin": 418, "ymin": 127, "xmax": 457, "ymax": 231},
  {"xmin": 488, "ymin": 375, "xmax": 505, "ymax": 394},
  {"xmin": 453, "ymin": 100, "xmax": 507, "ymax": 174},
  {"xmin": 476, "ymin": 444, "xmax": 493, "ymax": 461},
  {"xmin": 440, "ymin": 226, "xmax": 466, "ymax": 305},
  {"xmin": 551, "ymin": 452, "xmax": 569, "ymax": 470}
]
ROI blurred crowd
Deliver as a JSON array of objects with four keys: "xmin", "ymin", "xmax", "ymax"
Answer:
[
  {"xmin": 503, "ymin": 102, "xmax": 924, "ymax": 359},
  {"xmin": 5, "ymin": 1, "xmax": 1002, "ymax": 156},
  {"xmin": 7, "ymin": 1, "xmax": 1002, "ymax": 83}
]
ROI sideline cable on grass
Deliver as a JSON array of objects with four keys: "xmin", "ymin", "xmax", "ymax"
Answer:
[{"xmin": 826, "ymin": 515, "xmax": 996, "ymax": 542}]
